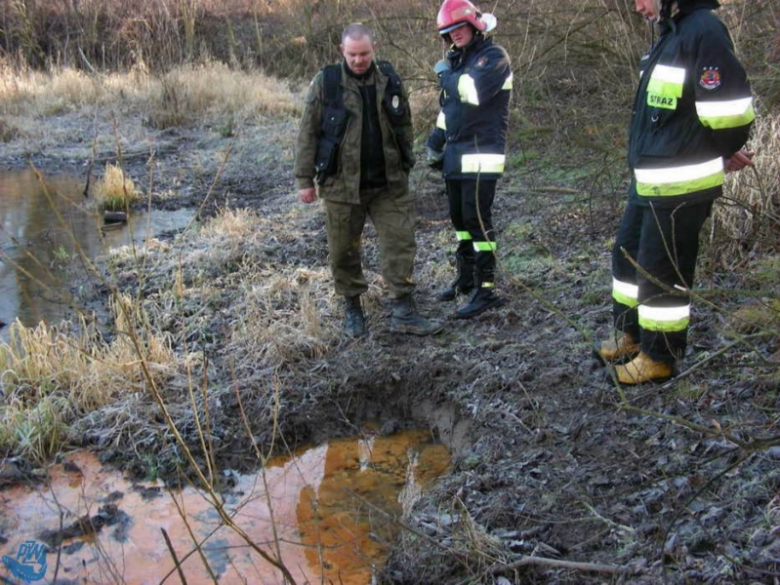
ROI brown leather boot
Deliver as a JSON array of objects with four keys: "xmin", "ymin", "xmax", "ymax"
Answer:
[
  {"xmin": 613, "ymin": 352, "xmax": 674, "ymax": 385},
  {"xmin": 594, "ymin": 332, "xmax": 640, "ymax": 364}
]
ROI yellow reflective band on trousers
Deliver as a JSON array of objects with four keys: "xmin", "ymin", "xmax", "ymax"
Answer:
[
  {"xmin": 458, "ymin": 74, "xmax": 480, "ymax": 106},
  {"xmin": 502, "ymin": 73, "xmax": 513, "ymax": 90},
  {"xmin": 638, "ymin": 304, "xmax": 690, "ymax": 333},
  {"xmin": 612, "ymin": 277, "xmax": 638, "ymax": 308},
  {"xmin": 635, "ymin": 157, "xmax": 724, "ymax": 197},
  {"xmin": 436, "ymin": 110, "xmax": 447, "ymax": 130},
  {"xmin": 481, "ymin": 282, "xmax": 496, "ymax": 288},
  {"xmin": 461, "ymin": 154, "xmax": 506, "ymax": 174},
  {"xmin": 646, "ymin": 64, "xmax": 685, "ymax": 110},
  {"xmin": 696, "ymin": 97, "xmax": 756, "ymax": 130},
  {"xmin": 473, "ymin": 241, "xmax": 497, "ymax": 252},
  {"xmin": 456, "ymin": 231, "xmax": 472, "ymax": 241}
]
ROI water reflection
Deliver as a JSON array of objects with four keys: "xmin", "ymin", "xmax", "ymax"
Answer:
[
  {"xmin": 0, "ymin": 430, "xmax": 450, "ymax": 584},
  {"xmin": 0, "ymin": 169, "xmax": 193, "ymax": 340}
]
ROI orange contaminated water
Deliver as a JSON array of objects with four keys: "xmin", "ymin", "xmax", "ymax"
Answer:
[{"xmin": 0, "ymin": 429, "xmax": 450, "ymax": 584}]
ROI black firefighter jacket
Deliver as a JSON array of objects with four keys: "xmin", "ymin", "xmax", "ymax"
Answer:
[
  {"xmin": 426, "ymin": 36, "xmax": 512, "ymax": 180},
  {"xmin": 628, "ymin": 0, "xmax": 755, "ymax": 207}
]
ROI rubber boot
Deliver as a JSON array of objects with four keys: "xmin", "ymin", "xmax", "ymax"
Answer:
[
  {"xmin": 612, "ymin": 352, "xmax": 674, "ymax": 385},
  {"xmin": 343, "ymin": 296, "xmax": 366, "ymax": 338},
  {"xmin": 438, "ymin": 254, "xmax": 475, "ymax": 302},
  {"xmin": 455, "ymin": 286, "xmax": 506, "ymax": 319},
  {"xmin": 594, "ymin": 331, "xmax": 640, "ymax": 365},
  {"xmin": 389, "ymin": 295, "xmax": 443, "ymax": 336}
]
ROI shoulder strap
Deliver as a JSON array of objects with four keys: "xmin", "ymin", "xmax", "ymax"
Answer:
[
  {"xmin": 376, "ymin": 60, "xmax": 401, "ymax": 91},
  {"xmin": 321, "ymin": 64, "xmax": 342, "ymax": 107}
]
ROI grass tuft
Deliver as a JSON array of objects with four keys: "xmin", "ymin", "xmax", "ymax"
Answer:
[{"xmin": 94, "ymin": 164, "xmax": 141, "ymax": 211}]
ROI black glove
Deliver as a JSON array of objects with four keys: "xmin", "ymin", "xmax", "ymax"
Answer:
[
  {"xmin": 433, "ymin": 59, "xmax": 452, "ymax": 84},
  {"xmin": 426, "ymin": 147, "xmax": 444, "ymax": 170}
]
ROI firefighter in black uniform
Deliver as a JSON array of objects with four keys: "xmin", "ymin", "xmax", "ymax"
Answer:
[
  {"xmin": 426, "ymin": 0, "xmax": 512, "ymax": 319},
  {"xmin": 596, "ymin": 0, "xmax": 755, "ymax": 384}
]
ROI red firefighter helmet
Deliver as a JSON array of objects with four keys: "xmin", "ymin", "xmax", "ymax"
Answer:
[{"xmin": 437, "ymin": 0, "xmax": 496, "ymax": 34}]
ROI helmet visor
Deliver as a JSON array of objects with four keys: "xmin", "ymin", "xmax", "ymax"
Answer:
[{"xmin": 439, "ymin": 21, "xmax": 469, "ymax": 35}]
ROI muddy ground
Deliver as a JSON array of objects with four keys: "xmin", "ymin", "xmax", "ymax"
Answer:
[{"xmin": 1, "ymin": 104, "xmax": 779, "ymax": 584}]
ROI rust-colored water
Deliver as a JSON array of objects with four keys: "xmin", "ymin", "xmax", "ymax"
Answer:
[{"xmin": 0, "ymin": 429, "xmax": 450, "ymax": 584}]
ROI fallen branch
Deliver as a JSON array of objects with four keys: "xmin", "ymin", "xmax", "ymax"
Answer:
[{"xmin": 492, "ymin": 554, "xmax": 628, "ymax": 575}]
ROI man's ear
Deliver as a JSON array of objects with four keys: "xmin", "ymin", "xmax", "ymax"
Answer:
[{"xmin": 339, "ymin": 44, "xmax": 345, "ymax": 57}]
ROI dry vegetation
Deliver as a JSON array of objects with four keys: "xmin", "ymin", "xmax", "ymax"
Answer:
[
  {"xmin": 94, "ymin": 163, "xmax": 140, "ymax": 210},
  {"xmin": 0, "ymin": 0, "xmax": 778, "ymax": 582},
  {"xmin": 0, "ymin": 294, "xmax": 174, "ymax": 463}
]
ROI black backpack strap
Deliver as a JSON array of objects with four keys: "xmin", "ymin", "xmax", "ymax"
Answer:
[
  {"xmin": 376, "ymin": 61, "xmax": 413, "ymax": 171},
  {"xmin": 321, "ymin": 64, "xmax": 342, "ymax": 108},
  {"xmin": 376, "ymin": 60, "xmax": 401, "ymax": 91},
  {"xmin": 314, "ymin": 64, "xmax": 349, "ymax": 181}
]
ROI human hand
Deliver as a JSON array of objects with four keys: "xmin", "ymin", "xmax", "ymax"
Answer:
[
  {"xmin": 426, "ymin": 147, "xmax": 444, "ymax": 170},
  {"xmin": 433, "ymin": 59, "xmax": 451, "ymax": 79},
  {"xmin": 299, "ymin": 187, "xmax": 318, "ymax": 204},
  {"xmin": 725, "ymin": 150, "xmax": 755, "ymax": 173}
]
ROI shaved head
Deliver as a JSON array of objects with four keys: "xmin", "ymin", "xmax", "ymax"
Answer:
[{"xmin": 341, "ymin": 23, "xmax": 375, "ymax": 44}]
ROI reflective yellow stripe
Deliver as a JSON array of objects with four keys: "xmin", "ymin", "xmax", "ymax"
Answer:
[
  {"xmin": 456, "ymin": 231, "xmax": 472, "ymax": 241},
  {"xmin": 612, "ymin": 278, "xmax": 638, "ymax": 308},
  {"xmin": 436, "ymin": 110, "xmax": 447, "ymax": 131},
  {"xmin": 481, "ymin": 282, "xmax": 496, "ymax": 288},
  {"xmin": 458, "ymin": 74, "xmax": 479, "ymax": 105},
  {"xmin": 650, "ymin": 64, "xmax": 686, "ymax": 85},
  {"xmin": 638, "ymin": 304, "xmax": 690, "ymax": 333},
  {"xmin": 635, "ymin": 157, "xmax": 724, "ymax": 197},
  {"xmin": 646, "ymin": 64, "xmax": 686, "ymax": 110},
  {"xmin": 697, "ymin": 97, "xmax": 755, "ymax": 129},
  {"xmin": 502, "ymin": 72, "xmax": 513, "ymax": 90},
  {"xmin": 473, "ymin": 241, "xmax": 497, "ymax": 252},
  {"xmin": 461, "ymin": 154, "xmax": 505, "ymax": 174}
]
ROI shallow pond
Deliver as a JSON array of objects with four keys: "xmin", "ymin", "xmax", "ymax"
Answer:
[
  {"xmin": 0, "ymin": 429, "xmax": 450, "ymax": 584},
  {"xmin": 0, "ymin": 169, "xmax": 193, "ymax": 341}
]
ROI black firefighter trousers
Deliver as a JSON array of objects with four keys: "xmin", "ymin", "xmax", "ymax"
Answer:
[
  {"xmin": 446, "ymin": 178, "xmax": 497, "ymax": 287},
  {"xmin": 611, "ymin": 198, "xmax": 713, "ymax": 362}
]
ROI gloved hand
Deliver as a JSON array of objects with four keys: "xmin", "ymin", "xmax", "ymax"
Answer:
[
  {"xmin": 426, "ymin": 147, "xmax": 444, "ymax": 171},
  {"xmin": 433, "ymin": 59, "xmax": 452, "ymax": 81}
]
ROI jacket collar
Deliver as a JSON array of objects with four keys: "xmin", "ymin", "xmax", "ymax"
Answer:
[
  {"xmin": 663, "ymin": 0, "xmax": 720, "ymax": 31},
  {"xmin": 446, "ymin": 35, "xmax": 490, "ymax": 62},
  {"xmin": 343, "ymin": 61, "xmax": 377, "ymax": 82},
  {"xmin": 678, "ymin": 0, "xmax": 720, "ymax": 14}
]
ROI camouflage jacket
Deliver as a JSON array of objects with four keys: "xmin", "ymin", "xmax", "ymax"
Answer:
[{"xmin": 294, "ymin": 61, "xmax": 414, "ymax": 204}]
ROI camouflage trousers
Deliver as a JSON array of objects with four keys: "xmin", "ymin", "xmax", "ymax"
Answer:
[{"xmin": 323, "ymin": 187, "xmax": 417, "ymax": 299}]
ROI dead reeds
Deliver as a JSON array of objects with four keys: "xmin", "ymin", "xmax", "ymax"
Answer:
[{"xmin": 0, "ymin": 294, "xmax": 175, "ymax": 463}]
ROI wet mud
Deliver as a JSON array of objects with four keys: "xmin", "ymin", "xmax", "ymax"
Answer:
[{"xmin": 0, "ymin": 103, "xmax": 778, "ymax": 584}]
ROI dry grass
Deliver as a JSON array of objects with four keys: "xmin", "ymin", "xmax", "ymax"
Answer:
[
  {"xmin": 0, "ymin": 61, "xmax": 301, "ymax": 124},
  {"xmin": 716, "ymin": 111, "xmax": 780, "ymax": 251},
  {"xmin": 0, "ymin": 294, "xmax": 176, "ymax": 463},
  {"xmin": 227, "ymin": 267, "xmax": 338, "ymax": 371},
  {"xmin": 94, "ymin": 163, "xmax": 141, "ymax": 211}
]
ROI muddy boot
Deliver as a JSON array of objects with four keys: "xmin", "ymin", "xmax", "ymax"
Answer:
[
  {"xmin": 455, "ymin": 286, "xmax": 506, "ymax": 319},
  {"xmin": 593, "ymin": 331, "xmax": 640, "ymax": 365},
  {"xmin": 343, "ymin": 296, "xmax": 366, "ymax": 338},
  {"xmin": 437, "ymin": 254, "xmax": 475, "ymax": 302},
  {"xmin": 612, "ymin": 352, "xmax": 674, "ymax": 385},
  {"xmin": 389, "ymin": 295, "xmax": 443, "ymax": 336}
]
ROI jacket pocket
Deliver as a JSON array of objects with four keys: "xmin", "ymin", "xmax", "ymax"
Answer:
[{"xmin": 639, "ymin": 108, "xmax": 681, "ymax": 157}]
